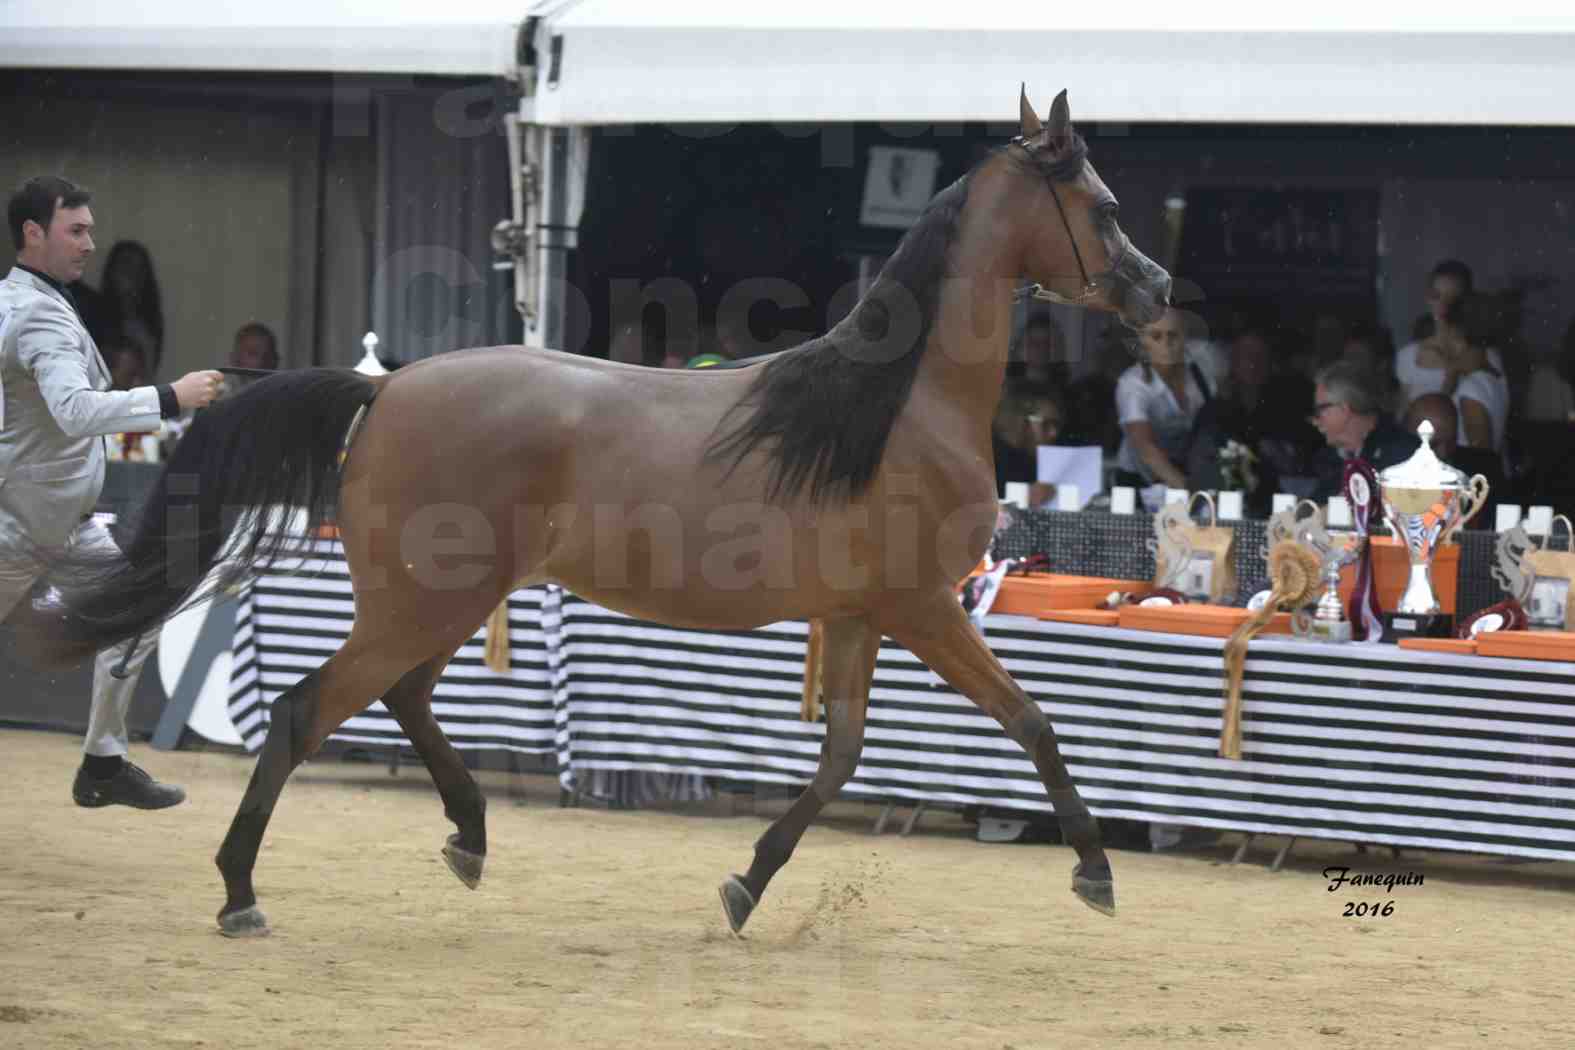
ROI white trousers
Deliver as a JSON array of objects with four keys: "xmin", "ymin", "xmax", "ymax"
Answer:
[{"xmin": 0, "ymin": 517, "xmax": 151, "ymax": 758}]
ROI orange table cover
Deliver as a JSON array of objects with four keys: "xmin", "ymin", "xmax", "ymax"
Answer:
[
  {"xmin": 1397, "ymin": 637, "xmax": 1479, "ymax": 656},
  {"xmin": 1337, "ymin": 535, "xmax": 1460, "ymax": 615},
  {"xmin": 1117, "ymin": 604, "xmax": 1293, "ymax": 638},
  {"xmin": 989, "ymin": 575, "xmax": 1151, "ymax": 617},
  {"xmin": 1475, "ymin": 630, "xmax": 1575, "ymax": 662}
]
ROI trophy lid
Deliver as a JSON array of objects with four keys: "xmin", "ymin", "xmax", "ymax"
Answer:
[{"xmin": 1379, "ymin": 421, "xmax": 1467, "ymax": 491}]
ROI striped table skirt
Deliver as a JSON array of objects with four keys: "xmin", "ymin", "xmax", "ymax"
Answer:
[{"xmin": 228, "ymin": 544, "xmax": 1575, "ymax": 861}]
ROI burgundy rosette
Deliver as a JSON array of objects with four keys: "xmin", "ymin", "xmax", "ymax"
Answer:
[{"xmin": 1343, "ymin": 459, "xmax": 1384, "ymax": 642}]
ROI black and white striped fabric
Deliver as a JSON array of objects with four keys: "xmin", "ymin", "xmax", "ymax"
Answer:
[
  {"xmin": 229, "ymin": 546, "xmax": 1575, "ymax": 862},
  {"xmin": 553, "ymin": 593, "xmax": 1052, "ymax": 808},
  {"xmin": 227, "ymin": 544, "xmax": 557, "ymax": 757},
  {"xmin": 555, "ymin": 603, "xmax": 1575, "ymax": 862},
  {"xmin": 981, "ymin": 619, "xmax": 1575, "ymax": 862}
]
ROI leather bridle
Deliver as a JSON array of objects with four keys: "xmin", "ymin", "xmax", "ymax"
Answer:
[{"xmin": 1008, "ymin": 137, "xmax": 1130, "ymax": 307}]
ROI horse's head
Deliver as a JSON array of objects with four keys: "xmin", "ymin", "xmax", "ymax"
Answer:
[{"xmin": 1009, "ymin": 88, "xmax": 1171, "ymax": 330}]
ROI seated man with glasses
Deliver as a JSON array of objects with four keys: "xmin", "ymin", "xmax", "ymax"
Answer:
[{"xmin": 1308, "ymin": 360, "xmax": 1420, "ymax": 502}]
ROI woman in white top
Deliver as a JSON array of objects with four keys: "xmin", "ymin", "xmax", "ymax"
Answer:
[
  {"xmin": 1394, "ymin": 334, "xmax": 1507, "ymax": 426},
  {"xmin": 1393, "ymin": 263, "xmax": 1506, "ymax": 425},
  {"xmin": 1114, "ymin": 307, "xmax": 1219, "ymax": 488},
  {"xmin": 1424, "ymin": 293, "xmax": 1510, "ymax": 453}
]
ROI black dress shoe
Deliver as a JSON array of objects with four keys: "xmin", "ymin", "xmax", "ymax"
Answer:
[{"xmin": 73, "ymin": 761, "xmax": 187, "ymax": 810}]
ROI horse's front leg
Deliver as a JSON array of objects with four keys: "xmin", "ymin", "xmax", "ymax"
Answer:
[
  {"xmin": 885, "ymin": 591, "xmax": 1114, "ymax": 917},
  {"xmin": 718, "ymin": 615, "xmax": 879, "ymax": 935}
]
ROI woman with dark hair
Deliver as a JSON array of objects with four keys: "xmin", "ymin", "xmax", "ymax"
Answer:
[
  {"xmin": 1434, "ymin": 293, "xmax": 1510, "ymax": 455},
  {"xmin": 1393, "ymin": 261, "xmax": 1504, "ymax": 416},
  {"xmin": 89, "ymin": 240, "xmax": 164, "ymax": 377}
]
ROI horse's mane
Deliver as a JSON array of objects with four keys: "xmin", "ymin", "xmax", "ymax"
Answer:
[
  {"xmin": 703, "ymin": 173, "xmax": 972, "ymax": 506},
  {"xmin": 704, "ymin": 132, "xmax": 1089, "ymax": 507}
]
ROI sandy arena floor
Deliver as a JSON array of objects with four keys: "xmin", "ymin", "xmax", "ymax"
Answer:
[{"xmin": 1, "ymin": 727, "xmax": 1572, "ymax": 1050}]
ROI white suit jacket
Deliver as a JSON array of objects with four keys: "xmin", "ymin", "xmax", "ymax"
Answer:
[{"xmin": 0, "ymin": 266, "xmax": 162, "ymax": 550}]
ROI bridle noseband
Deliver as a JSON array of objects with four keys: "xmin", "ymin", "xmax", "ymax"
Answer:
[{"xmin": 1008, "ymin": 137, "xmax": 1130, "ymax": 308}]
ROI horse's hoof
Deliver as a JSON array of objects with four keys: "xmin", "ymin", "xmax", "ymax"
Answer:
[
  {"xmin": 718, "ymin": 874, "xmax": 756, "ymax": 937},
  {"xmin": 442, "ymin": 834, "xmax": 484, "ymax": 890},
  {"xmin": 217, "ymin": 905, "xmax": 271, "ymax": 938},
  {"xmin": 1071, "ymin": 864, "xmax": 1116, "ymax": 917}
]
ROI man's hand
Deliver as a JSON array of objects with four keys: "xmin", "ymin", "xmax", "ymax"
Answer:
[{"xmin": 170, "ymin": 370, "xmax": 225, "ymax": 412}]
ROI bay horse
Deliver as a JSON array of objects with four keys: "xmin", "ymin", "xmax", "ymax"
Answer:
[{"xmin": 21, "ymin": 89, "xmax": 1170, "ymax": 938}]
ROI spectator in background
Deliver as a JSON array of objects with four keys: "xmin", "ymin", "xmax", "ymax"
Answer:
[
  {"xmin": 1058, "ymin": 318, "xmax": 1132, "ymax": 453},
  {"xmin": 89, "ymin": 240, "xmax": 164, "ymax": 377},
  {"xmin": 221, "ymin": 322, "xmax": 280, "ymax": 398},
  {"xmin": 1403, "ymin": 393, "xmax": 1504, "ymax": 528},
  {"xmin": 230, "ymin": 321, "xmax": 280, "ymax": 371},
  {"xmin": 1186, "ymin": 326, "xmax": 1318, "ymax": 516},
  {"xmin": 1113, "ymin": 306, "xmax": 1221, "ymax": 490},
  {"xmin": 1009, "ymin": 312, "xmax": 1069, "ymax": 389},
  {"xmin": 1309, "ymin": 360, "xmax": 1420, "ymax": 501},
  {"xmin": 1393, "ymin": 259, "xmax": 1506, "ymax": 413},
  {"xmin": 1437, "ymin": 293, "xmax": 1510, "ymax": 457},
  {"xmin": 993, "ymin": 380, "xmax": 1064, "ymax": 504},
  {"xmin": 1524, "ymin": 315, "xmax": 1575, "ymax": 424}
]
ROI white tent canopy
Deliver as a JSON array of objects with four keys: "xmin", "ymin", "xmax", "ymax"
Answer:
[
  {"xmin": 10, "ymin": 0, "xmax": 1573, "ymax": 349},
  {"xmin": 6, "ymin": 1, "xmax": 1573, "ymax": 126},
  {"xmin": 2, "ymin": 0, "xmax": 526, "ymax": 76},
  {"xmin": 524, "ymin": 0, "xmax": 1575, "ymax": 127}
]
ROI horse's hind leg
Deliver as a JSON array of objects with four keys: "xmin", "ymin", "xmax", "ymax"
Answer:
[
  {"xmin": 378, "ymin": 643, "xmax": 488, "ymax": 889},
  {"xmin": 213, "ymin": 637, "xmax": 435, "ymax": 938},
  {"xmin": 719, "ymin": 616, "xmax": 879, "ymax": 936},
  {"xmin": 885, "ymin": 592, "xmax": 1114, "ymax": 917}
]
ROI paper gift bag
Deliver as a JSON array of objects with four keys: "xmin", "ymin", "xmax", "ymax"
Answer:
[
  {"xmin": 1524, "ymin": 515, "xmax": 1575, "ymax": 631},
  {"xmin": 1153, "ymin": 493, "xmax": 1237, "ymax": 604}
]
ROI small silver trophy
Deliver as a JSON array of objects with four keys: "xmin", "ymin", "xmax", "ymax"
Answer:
[
  {"xmin": 1307, "ymin": 538, "xmax": 1362, "ymax": 643},
  {"xmin": 1377, "ymin": 421, "xmax": 1489, "ymax": 639}
]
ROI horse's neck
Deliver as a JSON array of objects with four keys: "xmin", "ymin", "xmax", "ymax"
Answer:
[{"xmin": 916, "ymin": 165, "xmax": 1026, "ymax": 428}]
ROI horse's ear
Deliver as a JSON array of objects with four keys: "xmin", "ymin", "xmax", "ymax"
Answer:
[
  {"xmin": 1019, "ymin": 84, "xmax": 1044, "ymax": 139},
  {"xmin": 1048, "ymin": 89, "xmax": 1073, "ymax": 145}
]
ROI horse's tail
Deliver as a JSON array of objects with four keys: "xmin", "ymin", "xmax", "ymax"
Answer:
[{"xmin": 15, "ymin": 367, "xmax": 383, "ymax": 668}]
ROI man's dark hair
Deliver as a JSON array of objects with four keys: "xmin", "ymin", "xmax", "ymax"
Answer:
[
  {"xmin": 1429, "ymin": 259, "xmax": 1474, "ymax": 295},
  {"xmin": 233, "ymin": 321, "xmax": 281, "ymax": 369},
  {"xmin": 8, "ymin": 176, "xmax": 91, "ymax": 252}
]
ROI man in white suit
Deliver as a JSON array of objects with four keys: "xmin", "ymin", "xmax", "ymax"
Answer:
[{"xmin": 2, "ymin": 176, "xmax": 224, "ymax": 808}]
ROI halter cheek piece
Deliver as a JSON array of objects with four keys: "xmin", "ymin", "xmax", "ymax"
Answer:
[{"xmin": 1008, "ymin": 137, "xmax": 1131, "ymax": 307}]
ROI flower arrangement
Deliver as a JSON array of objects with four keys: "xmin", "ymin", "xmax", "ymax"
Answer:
[{"xmin": 1218, "ymin": 439, "xmax": 1259, "ymax": 494}]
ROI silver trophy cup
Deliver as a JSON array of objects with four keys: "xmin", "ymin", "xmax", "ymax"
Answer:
[{"xmin": 1376, "ymin": 421, "xmax": 1489, "ymax": 638}]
